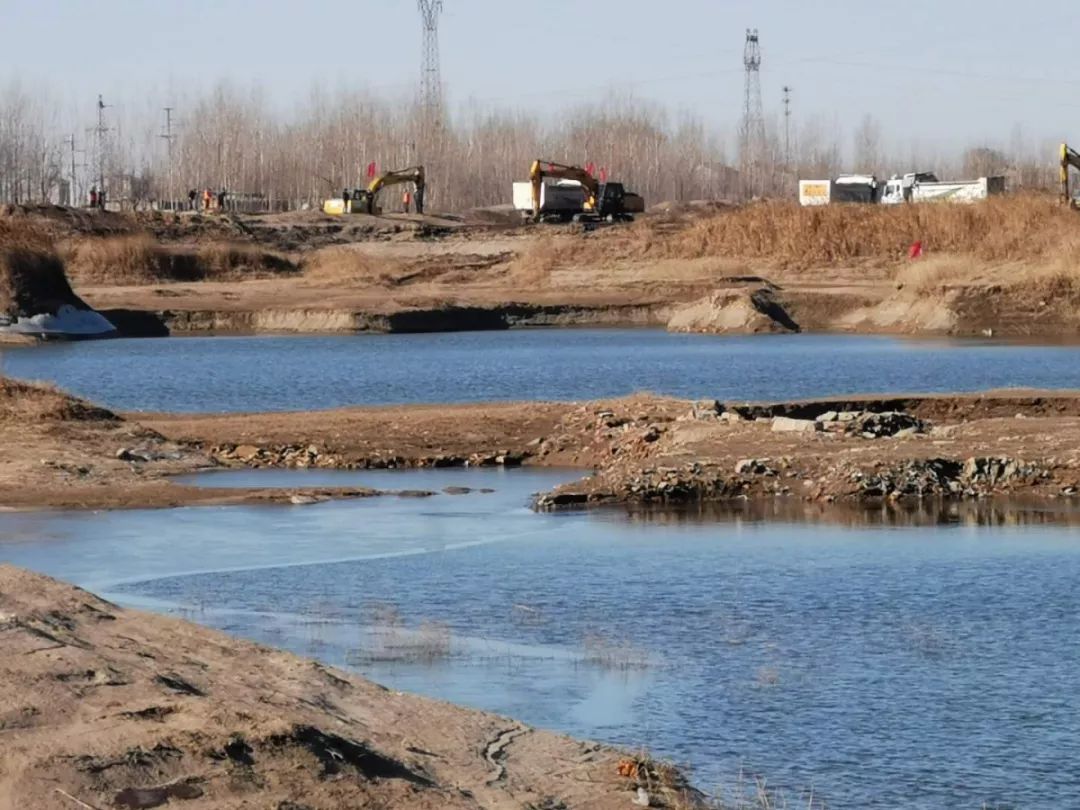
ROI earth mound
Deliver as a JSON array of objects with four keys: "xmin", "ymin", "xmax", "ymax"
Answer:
[
  {"xmin": 0, "ymin": 220, "xmax": 115, "ymax": 339},
  {"xmin": 667, "ymin": 286, "xmax": 800, "ymax": 334}
]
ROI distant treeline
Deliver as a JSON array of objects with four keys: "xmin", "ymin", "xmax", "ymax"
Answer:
[{"xmin": 0, "ymin": 80, "xmax": 1065, "ymax": 211}]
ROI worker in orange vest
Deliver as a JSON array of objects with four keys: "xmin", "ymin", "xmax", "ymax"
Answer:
[{"xmin": 402, "ymin": 189, "xmax": 411, "ymax": 214}]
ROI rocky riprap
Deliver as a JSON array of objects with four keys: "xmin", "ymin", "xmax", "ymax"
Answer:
[
  {"xmin": 846, "ymin": 456, "xmax": 1052, "ymax": 499},
  {"xmin": 209, "ymin": 442, "xmax": 526, "ymax": 470}
]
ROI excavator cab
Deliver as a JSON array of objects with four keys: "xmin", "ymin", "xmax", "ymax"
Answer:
[{"xmin": 594, "ymin": 182, "xmax": 645, "ymax": 220}]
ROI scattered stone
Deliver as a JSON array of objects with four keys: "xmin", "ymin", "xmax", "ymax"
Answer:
[
  {"xmin": 735, "ymin": 458, "xmax": 775, "ymax": 476},
  {"xmin": 288, "ymin": 494, "xmax": 321, "ymax": 506},
  {"xmin": 815, "ymin": 411, "xmax": 839, "ymax": 423},
  {"xmin": 718, "ymin": 411, "xmax": 742, "ymax": 424},
  {"xmin": 853, "ymin": 411, "xmax": 927, "ymax": 439},
  {"xmin": 233, "ymin": 444, "xmax": 261, "ymax": 461},
  {"xmin": 442, "ymin": 486, "xmax": 472, "ymax": 495},
  {"xmin": 771, "ymin": 417, "xmax": 819, "ymax": 433}
]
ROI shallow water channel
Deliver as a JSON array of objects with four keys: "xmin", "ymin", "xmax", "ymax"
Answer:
[
  {"xmin": 4, "ymin": 329, "xmax": 1080, "ymax": 412},
  {"xmin": 3, "ymin": 467, "xmax": 1080, "ymax": 808}
]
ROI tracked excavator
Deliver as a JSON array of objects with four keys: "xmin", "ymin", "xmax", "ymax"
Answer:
[
  {"xmin": 526, "ymin": 160, "xmax": 644, "ymax": 223},
  {"xmin": 1061, "ymin": 144, "xmax": 1080, "ymax": 207},
  {"xmin": 323, "ymin": 166, "xmax": 425, "ymax": 216}
]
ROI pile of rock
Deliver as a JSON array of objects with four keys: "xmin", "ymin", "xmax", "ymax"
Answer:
[
  {"xmin": 850, "ymin": 455, "xmax": 1047, "ymax": 499},
  {"xmin": 814, "ymin": 410, "xmax": 928, "ymax": 438}
]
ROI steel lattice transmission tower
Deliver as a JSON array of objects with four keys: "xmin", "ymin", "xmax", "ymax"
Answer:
[
  {"xmin": 418, "ymin": 0, "xmax": 444, "ymax": 121},
  {"xmin": 739, "ymin": 29, "xmax": 766, "ymax": 198}
]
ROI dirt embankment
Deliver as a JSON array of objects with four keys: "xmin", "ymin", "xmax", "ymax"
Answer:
[
  {"xmin": 12, "ymin": 198, "xmax": 1080, "ymax": 339},
  {"xmin": 0, "ymin": 565, "xmax": 696, "ymax": 810},
  {"xmin": 7, "ymin": 380, "xmax": 1080, "ymax": 512}
]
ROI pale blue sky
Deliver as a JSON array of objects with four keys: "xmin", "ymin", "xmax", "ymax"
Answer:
[{"xmin": 3, "ymin": 0, "xmax": 1077, "ymax": 155}]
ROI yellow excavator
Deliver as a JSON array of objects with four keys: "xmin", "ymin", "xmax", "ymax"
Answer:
[
  {"xmin": 528, "ymin": 159, "xmax": 644, "ymax": 223},
  {"xmin": 323, "ymin": 165, "xmax": 425, "ymax": 216},
  {"xmin": 1061, "ymin": 144, "xmax": 1080, "ymax": 207}
]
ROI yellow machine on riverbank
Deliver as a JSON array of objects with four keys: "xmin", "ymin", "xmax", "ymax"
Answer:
[{"xmin": 323, "ymin": 166, "xmax": 426, "ymax": 216}]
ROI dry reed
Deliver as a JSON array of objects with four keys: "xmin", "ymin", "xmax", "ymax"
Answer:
[{"xmin": 63, "ymin": 235, "xmax": 297, "ymax": 285}]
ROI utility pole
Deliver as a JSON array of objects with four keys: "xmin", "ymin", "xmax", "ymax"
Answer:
[
  {"xmin": 740, "ymin": 29, "xmax": 765, "ymax": 199},
  {"xmin": 782, "ymin": 85, "xmax": 792, "ymax": 170},
  {"xmin": 160, "ymin": 106, "xmax": 176, "ymax": 209},
  {"xmin": 93, "ymin": 94, "xmax": 112, "ymax": 203},
  {"xmin": 63, "ymin": 134, "xmax": 85, "ymax": 207}
]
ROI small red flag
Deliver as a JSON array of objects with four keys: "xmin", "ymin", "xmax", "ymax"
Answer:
[
  {"xmin": 909, "ymin": 241, "xmax": 923, "ymax": 259},
  {"xmin": 599, "ymin": 167, "xmax": 608, "ymax": 183},
  {"xmin": 367, "ymin": 161, "xmax": 377, "ymax": 179}
]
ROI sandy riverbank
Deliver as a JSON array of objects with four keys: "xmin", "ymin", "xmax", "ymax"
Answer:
[{"xmin": 0, "ymin": 564, "xmax": 696, "ymax": 809}]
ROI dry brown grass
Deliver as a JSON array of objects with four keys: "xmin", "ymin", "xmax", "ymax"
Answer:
[
  {"xmin": 63, "ymin": 235, "xmax": 297, "ymax": 285},
  {"xmin": 0, "ymin": 219, "xmax": 88, "ymax": 316},
  {"xmin": 0, "ymin": 376, "xmax": 116, "ymax": 423},
  {"xmin": 301, "ymin": 246, "xmax": 402, "ymax": 286},
  {"xmin": 506, "ymin": 236, "xmax": 571, "ymax": 285},
  {"xmin": 663, "ymin": 194, "xmax": 1080, "ymax": 269}
]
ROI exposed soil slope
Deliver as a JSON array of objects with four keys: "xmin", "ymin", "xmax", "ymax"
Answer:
[{"xmin": 0, "ymin": 565, "xmax": 693, "ymax": 810}]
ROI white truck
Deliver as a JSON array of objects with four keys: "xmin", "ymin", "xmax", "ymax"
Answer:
[
  {"xmin": 512, "ymin": 179, "xmax": 587, "ymax": 220},
  {"xmin": 880, "ymin": 172, "xmax": 1006, "ymax": 204},
  {"xmin": 798, "ymin": 175, "xmax": 881, "ymax": 206}
]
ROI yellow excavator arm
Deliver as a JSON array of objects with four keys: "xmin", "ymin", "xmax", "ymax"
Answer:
[
  {"xmin": 529, "ymin": 160, "xmax": 598, "ymax": 217},
  {"xmin": 363, "ymin": 166, "xmax": 425, "ymax": 214},
  {"xmin": 1062, "ymin": 144, "xmax": 1080, "ymax": 206}
]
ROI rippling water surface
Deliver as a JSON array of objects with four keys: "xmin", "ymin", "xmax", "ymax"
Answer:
[
  {"xmin": 2, "ymin": 468, "xmax": 1078, "ymax": 808},
  {"xmin": 4, "ymin": 330, "xmax": 1080, "ymax": 411}
]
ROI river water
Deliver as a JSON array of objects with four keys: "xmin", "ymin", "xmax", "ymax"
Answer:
[
  {"xmin": 3, "ymin": 330, "xmax": 1080, "ymax": 412},
  {"xmin": 2, "ymin": 468, "xmax": 1079, "ymax": 808}
]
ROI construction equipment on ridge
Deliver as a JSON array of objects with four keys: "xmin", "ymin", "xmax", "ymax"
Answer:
[
  {"xmin": 1061, "ymin": 143, "xmax": 1080, "ymax": 207},
  {"xmin": 323, "ymin": 166, "xmax": 426, "ymax": 216},
  {"xmin": 521, "ymin": 160, "xmax": 644, "ymax": 223}
]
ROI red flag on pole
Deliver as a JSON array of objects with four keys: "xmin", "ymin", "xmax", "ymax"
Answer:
[
  {"xmin": 599, "ymin": 167, "xmax": 608, "ymax": 183},
  {"xmin": 585, "ymin": 162, "xmax": 595, "ymax": 177},
  {"xmin": 367, "ymin": 161, "xmax": 377, "ymax": 179}
]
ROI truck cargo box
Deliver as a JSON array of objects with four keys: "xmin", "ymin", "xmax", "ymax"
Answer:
[{"xmin": 512, "ymin": 180, "xmax": 587, "ymax": 215}]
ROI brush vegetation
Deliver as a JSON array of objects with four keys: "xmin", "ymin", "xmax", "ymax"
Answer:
[
  {"xmin": 0, "ymin": 376, "xmax": 116, "ymax": 423},
  {"xmin": 0, "ymin": 218, "xmax": 92, "ymax": 317},
  {"xmin": 63, "ymin": 235, "xmax": 298, "ymax": 285}
]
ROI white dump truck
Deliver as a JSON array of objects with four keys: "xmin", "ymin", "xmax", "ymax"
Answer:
[
  {"xmin": 880, "ymin": 172, "xmax": 1006, "ymax": 204},
  {"xmin": 798, "ymin": 175, "xmax": 881, "ymax": 206},
  {"xmin": 512, "ymin": 179, "xmax": 587, "ymax": 220}
]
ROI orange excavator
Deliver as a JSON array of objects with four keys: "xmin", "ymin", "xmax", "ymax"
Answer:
[{"xmin": 528, "ymin": 160, "xmax": 644, "ymax": 223}]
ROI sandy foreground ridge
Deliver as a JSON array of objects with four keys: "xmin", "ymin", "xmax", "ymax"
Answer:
[{"xmin": 0, "ymin": 564, "xmax": 702, "ymax": 810}]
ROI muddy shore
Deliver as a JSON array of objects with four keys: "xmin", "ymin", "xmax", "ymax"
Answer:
[
  {"xmin": 4, "ymin": 377, "xmax": 1079, "ymax": 513},
  {"xmin": 0, "ymin": 564, "xmax": 697, "ymax": 809}
]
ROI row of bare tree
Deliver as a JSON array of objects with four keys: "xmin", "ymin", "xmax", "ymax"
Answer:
[{"xmin": 0, "ymin": 80, "xmax": 1068, "ymax": 211}]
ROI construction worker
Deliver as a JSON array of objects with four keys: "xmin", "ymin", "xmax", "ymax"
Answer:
[
  {"xmin": 342, "ymin": 188, "xmax": 351, "ymax": 214},
  {"xmin": 217, "ymin": 189, "xmax": 227, "ymax": 211},
  {"xmin": 188, "ymin": 189, "xmax": 197, "ymax": 210},
  {"xmin": 89, "ymin": 187, "xmax": 97, "ymax": 208},
  {"xmin": 402, "ymin": 189, "xmax": 411, "ymax": 214},
  {"xmin": 202, "ymin": 188, "xmax": 212, "ymax": 211}
]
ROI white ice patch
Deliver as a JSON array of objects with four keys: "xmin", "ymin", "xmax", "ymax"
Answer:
[{"xmin": 0, "ymin": 303, "xmax": 116, "ymax": 338}]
